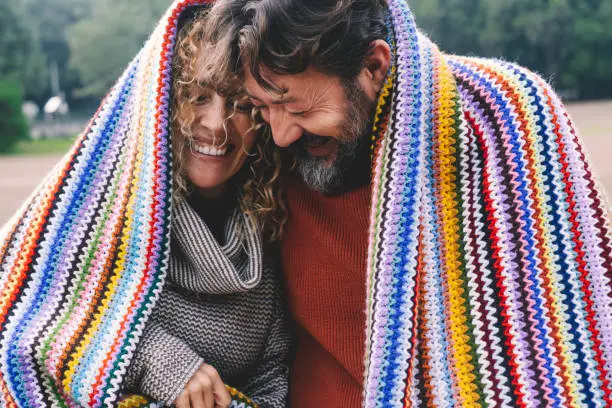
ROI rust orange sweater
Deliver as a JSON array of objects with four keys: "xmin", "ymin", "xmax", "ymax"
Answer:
[{"xmin": 281, "ymin": 173, "xmax": 371, "ymax": 408}]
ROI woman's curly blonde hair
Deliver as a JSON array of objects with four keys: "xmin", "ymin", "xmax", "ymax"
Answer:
[{"xmin": 171, "ymin": 8, "xmax": 286, "ymax": 241}]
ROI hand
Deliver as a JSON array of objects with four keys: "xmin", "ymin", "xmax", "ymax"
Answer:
[{"xmin": 174, "ymin": 363, "xmax": 231, "ymax": 408}]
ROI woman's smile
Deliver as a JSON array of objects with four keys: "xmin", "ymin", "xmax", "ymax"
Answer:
[{"xmin": 190, "ymin": 138, "xmax": 235, "ymax": 157}]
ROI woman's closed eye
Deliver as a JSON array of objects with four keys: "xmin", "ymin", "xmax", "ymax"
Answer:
[
  {"xmin": 193, "ymin": 94, "xmax": 210, "ymax": 105},
  {"xmin": 251, "ymin": 101, "xmax": 267, "ymax": 111},
  {"xmin": 234, "ymin": 100, "xmax": 255, "ymax": 113}
]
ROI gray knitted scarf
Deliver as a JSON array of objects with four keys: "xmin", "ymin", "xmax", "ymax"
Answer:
[{"xmin": 170, "ymin": 198, "xmax": 263, "ymax": 295}]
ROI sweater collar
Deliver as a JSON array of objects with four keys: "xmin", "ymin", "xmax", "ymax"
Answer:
[{"xmin": 169, "ymin": 197, "xmax": 263, "ymax": 295}]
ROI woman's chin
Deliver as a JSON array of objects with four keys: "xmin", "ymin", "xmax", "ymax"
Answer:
[
  {"xmin": 190, "ymin": 179, "xmax": 228, "ymax": 198},
  {"xmin": 185, "ymin": 150, "xmax": 249, "ymax": 198}
]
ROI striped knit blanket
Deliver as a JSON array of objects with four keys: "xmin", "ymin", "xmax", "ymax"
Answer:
[
  {"xmin": 0, "ymin": 0, "xmax": 256, "ymax": 407},
  {"xmin": 364, "ymin": 1, "xmax": 612, "ymax": 407},
  {"xmin": 0, "ymin": 0, "xmax": 610, "ymax": 407}
]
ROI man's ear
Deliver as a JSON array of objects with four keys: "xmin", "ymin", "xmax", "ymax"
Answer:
[{"xmin": 357, "ymin": 40, "xmax": 392, "ymax": 98}]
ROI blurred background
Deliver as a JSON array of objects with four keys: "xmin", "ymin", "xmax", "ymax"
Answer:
[{"xmin": 0, "ymin": 0, "xmax": 611, "ymax": 224}]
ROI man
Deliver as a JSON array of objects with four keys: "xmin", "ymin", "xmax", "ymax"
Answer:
[{"xmin": 209, "ymin": 0, "xmax": 612, "ymax": 407}]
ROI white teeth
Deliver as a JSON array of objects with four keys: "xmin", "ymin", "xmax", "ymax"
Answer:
[{"xmin": 193, "ymin": 144, "xmax": 228, "ymax": 156}]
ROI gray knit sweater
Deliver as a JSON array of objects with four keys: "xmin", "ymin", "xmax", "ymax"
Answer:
[{"xmin": 124, "ymin": 198, "xmax": 290, "ymax": 407}]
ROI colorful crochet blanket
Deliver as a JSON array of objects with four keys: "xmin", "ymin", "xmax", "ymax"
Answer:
[
  {"xmin": 0, "ymin": 0, "xmax": 255, "ymax": 407},
  {"xmin": 0, "ymin": 0, "xmax": 610, "ymax": 407},
  {"xmin": 364, "ymin": 1, "xmax": 612, "ymax": 407}
]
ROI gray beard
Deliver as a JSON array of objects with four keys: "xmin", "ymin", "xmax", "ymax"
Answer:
[
  {"xmin": 292, "ymin": 80, "xmax": 375, "ymax": 195},
  {"xmin": 294, "ymin": 135, "xmax": 363, "ymax": 195}
]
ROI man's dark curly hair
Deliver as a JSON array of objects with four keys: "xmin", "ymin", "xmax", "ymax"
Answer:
[{"xmin": 206, "ymin": 0, "xmax": 389, "ymax": 93}]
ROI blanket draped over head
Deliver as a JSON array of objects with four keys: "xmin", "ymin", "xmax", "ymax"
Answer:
[
  {"xmin": 364, "ymin": 1, "xmax": 612, "ymax": 407},
  {"xmin": 0, "ymin": 1, "xmax": 256, "ymax": 407},
  {"xmin": 0, "ymin": 0, "xmax": 610, "ymax": 407}
]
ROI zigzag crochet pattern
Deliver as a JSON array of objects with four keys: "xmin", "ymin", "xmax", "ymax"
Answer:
[
  {"xmin": 0, "ymin": 0, "xmax": 256, "ymax": 407},
  {"xmin": 364, "ymin": 1, "xmax": 612, "ymax": 407},
  {"xmin": 0, "ymin": 0, "xmax": 610, "ymax": 407}
]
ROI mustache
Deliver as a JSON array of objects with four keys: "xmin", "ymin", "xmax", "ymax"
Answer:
[{"xmin": 292, "ymin": 132, "xmax": 333, "ymax": 150}]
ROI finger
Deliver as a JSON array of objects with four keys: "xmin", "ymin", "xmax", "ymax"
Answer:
[
  {"xmin": 210, "ymin": 378, "xmax": 231, "ymax": 407},
  {"xmin": 175, "ymin": 391, "xmax": 190, "ymax": 408},
  {"xmin": 202, "ymin": 385, "xmax": 215, "ymax": 408},
  {"xmin": 200, "ymin": 365, "xmax": 229, "ymax": 408},
  {"xmin": 192, "ymin": 371, "xmax": 214, "ymax": 408},
  {"xmin": 201, "ymin": 364, "xmax": 220, "ymax": 381},
  {"xmin": 189, "ymin": 388, "xmax": 206, "ymax": 408},
  {"xmin": 216, "ymin": 387, "xmax": 232, "ymax": 408}
]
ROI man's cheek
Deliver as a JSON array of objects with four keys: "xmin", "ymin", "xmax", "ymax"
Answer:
[{"xmin": 302, "ymin": 123, "xmax": 340, "ymax": 141}]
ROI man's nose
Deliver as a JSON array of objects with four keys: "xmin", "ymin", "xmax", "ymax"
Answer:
[{"xmin": 268, "ymin": 109, "xmax": 302, "ymax": 148}]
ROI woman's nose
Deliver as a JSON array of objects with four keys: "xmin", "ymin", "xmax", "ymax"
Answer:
[{"xmin": 198, "ymin": 95, "xmax": 227, "ymax": 137}]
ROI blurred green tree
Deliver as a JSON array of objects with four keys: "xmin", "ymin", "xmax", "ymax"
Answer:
[
  {"xmin": 408, "ymin": 0, "xmax": 485, "ymax": 57},
  {"xmin": 0, "ymin": 81, "xmax": 29, "ymax": 153},
  {"xmin": 22, "ymin": 0, "xmax": 93, "ymax": 105},
  {"xmin": 410, "ymin": 0, "xmax": 612, "ymax": 99},
  {"xmin": 566, "ymin": 0, "xmax": 612, "ymax": 99},
  {"xmin": 0, "ymin": 0, "xmax": 47, "ymax": 101},
  {"xmin": 7, "ymin": 0, "xmax": 608, "ymax": 101},
  {"xmin": 67, "ymin": 0, "xmax": 170, "ymax": 97}
]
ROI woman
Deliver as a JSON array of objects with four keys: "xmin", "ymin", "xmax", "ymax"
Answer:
[
  {"xmin": 0, "ymin": 2, "xmax": 287, "ymax": 407},
  {"xmin": 122, "ymin": 7, "xmax": 289, "ymax": 408}
]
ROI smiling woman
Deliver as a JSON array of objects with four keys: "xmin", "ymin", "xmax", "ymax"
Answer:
[
  {"xmin": 173, "ymin": 77, "xmax": 257, "ymax": 199},
  {"xmin": 0, "ymin": 2, "xmax": 290, "ymax": 408},
  {"xmin": 170, "ymin": 14, "xmax": 282, "ymax": 220},
  {"xmin": 119, "ymin": 8, "xmax": 291, "ymax": 408}
]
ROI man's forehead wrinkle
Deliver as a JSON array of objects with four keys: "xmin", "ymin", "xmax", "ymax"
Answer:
[
  {"xmin": 270, "ymin": 85, "xmax": 289, "ymax": 98},
  {"xmin": 301, "ymin": 76, "xmax": 336, "ymax": 109},
  {"xmin": 297, "ymin": 82, "xmax": 318, "ymax": 110},
  {"xmin": 258, "ymin": 65, "xmax": 289, "ymax": 97},
  {"xmin": 246, "ymin": 69, "xmax": 339, "ymax": 108},
  {"xmin": 245, "ymin": 83, "xmax": 284, "ymax": 103},
  {"xmin": 317, "ymin": 79, "xmax": 337, "ymax": 103},
  {"xmin": 248, "ymin": 78, "xmax": 302, "ymax": 105}
]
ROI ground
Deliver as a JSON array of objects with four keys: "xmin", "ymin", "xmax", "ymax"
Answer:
[{"xmin": 0, "ymin": 101, "xmax": 611, "ymax": 226}]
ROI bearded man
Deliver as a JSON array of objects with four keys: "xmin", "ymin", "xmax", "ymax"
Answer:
[{"xmin": 207, "ymin": 0, "xmax": 612, "ymax": 407}]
